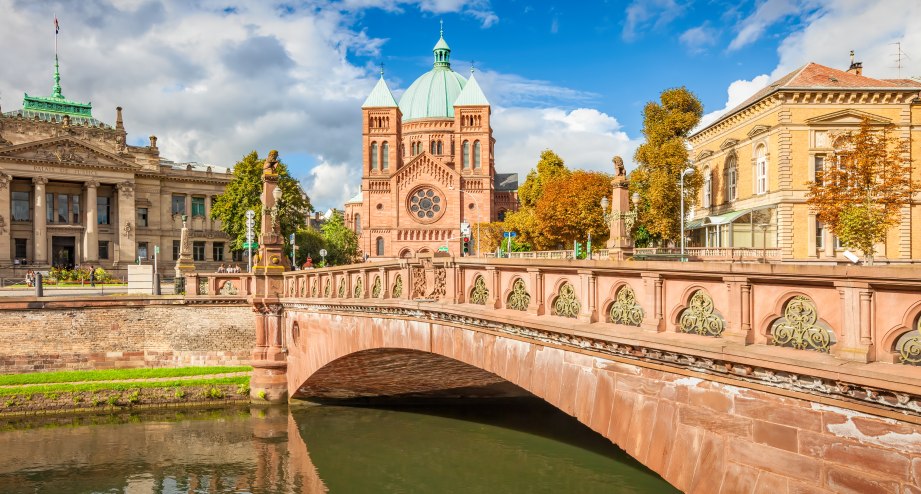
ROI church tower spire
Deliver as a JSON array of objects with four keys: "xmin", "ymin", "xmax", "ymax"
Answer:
[
  {"xmin": 52, "ymin": 55, "xmax": 64, "ymax": 99},
  {"xmin": 433, "ymin": 21, "xmax": 451, "ymax": 69}
]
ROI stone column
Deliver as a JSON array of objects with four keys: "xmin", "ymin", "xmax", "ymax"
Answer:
[
  {"xmin": 184, "ymin": 194, "xmax": 191, "ymax": 221},
  {"xmin": 641, "ymin": 273, "xmax": 664, "ymax": 332},
  {"xmin": 205, "ymin": 195, "xmax": 212, "ymax": 231},
  {"xmin": 834, "ymin": 281, "xmax": 872, "ymax": 362},
  {"xmin": 721, "ymin": 276, "xmax": 749, "ymax": 344},
  {"xmin": 527, "ymin": 267, "xmax": 545, "ymax": 315},
  {"xmin": 32, "ymin": 177, "xmax": 48, "ymax": 264},
  {"xmin": 116, "ymin": 182, "xmax": 136, "ymax": 265},
  {"xmin": 578, "ymin": 269, "xmax": 596, "ymax": 322},
  {"xmin": 83, "ymin": 181, "xmax": 99, "ymax": 262},
  {"xmin": 0, "ymin": 173, "xmax": 11, "ymax": 263},
  {"xmin": 486, "ymin": 266, "xmax": 500, "ymax": 309}
]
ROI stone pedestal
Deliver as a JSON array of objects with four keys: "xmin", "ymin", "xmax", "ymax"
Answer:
[
  {"xmin": 606, "ymin": 175, "xmax": 634, "ymax": 260},
  {"xmin": 174, "ymin": 215, "xmax": 195, "ymax": 278}
]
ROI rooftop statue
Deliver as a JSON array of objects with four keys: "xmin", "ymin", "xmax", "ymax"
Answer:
[{"xmin": 613, "ymin": 155, "xmax": 626, "ymax": 177}]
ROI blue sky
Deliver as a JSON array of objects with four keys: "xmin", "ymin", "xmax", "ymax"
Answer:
[{"xmin": 1, "ymin": 1, "xmax": 919, "ymax": 210}]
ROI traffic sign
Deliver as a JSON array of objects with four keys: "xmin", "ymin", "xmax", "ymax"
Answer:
[
  {"xmin": 289, "ymin": 233, "xmax": 295, "ymax": 244},
  {"xmin": 154, "ymin": 245, "xmax": 160, "ymax": 254},
  {"xmin": 243, "ymin": 241, "xmax": 258, "ymax": 249},
  {"xmin": 319, "ymin": 249, "xmax": 328, "ymax": 257},
  {"xmin": 438, "ymin": 246, "xmax": 450, "ymax": 252},
  {"xmin": 503, "ymin": 231, "xmax": 517, "ymax": 238}
]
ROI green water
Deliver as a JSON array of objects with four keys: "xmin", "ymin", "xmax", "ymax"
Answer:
[{"xmin": 0, "ymin": 400, "xmax": 678, "ymax": 493}]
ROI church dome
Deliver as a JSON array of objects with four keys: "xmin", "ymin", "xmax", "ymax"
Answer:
[{"xmin": 398, "ymin": 29, "xmax": 467, "ymax": 121}]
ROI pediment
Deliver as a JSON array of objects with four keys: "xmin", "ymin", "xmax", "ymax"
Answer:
[
  {"xmin": 695, "ymin": 150, "xmax": 714, "ymax": 161},
  {"xmin": 0, "ymin": 136, "xmax": 140, "ymax": 170},
  {"xmin": 719, "ymin": 138, "xmax": 739, "ymax": 151},
  {"xmin": 395, "ymin": 152, "xmax": 458, "ymax": 190},
  {"xmin": 805, "ymin": 109, "xmax": 891, "ymax": 126},
  {"xmin": 746, "ymin": 125, "xmax": 771, "ymax": 138}
]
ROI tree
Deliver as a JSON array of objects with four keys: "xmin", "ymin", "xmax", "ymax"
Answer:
[
  {"xmin": 292, "ymin": 227, "xmax": 326, "ymax": 266},
  {"xmin": 630, "ymin": 87, "xmax": 703, "ymax": 243},
  {"xmin": 533, "ymin": 170, "xmax": 612, "ymax": 248},
  {"xmin": 807, "ymin": 119, "xmax": 916, "ymax": 264},
  {"xmin": 321, "ymin": 210, "xmax": 360, "ymax": 266},
  {"xmin": 211, "ymin": 150, "xmax": 312, "ymax": 251},
  {"xmin": 504, "ymin": 149, "xmax": 571, "ymax": 247},
  {"xmin": 472, "ymin": 222, "xmax": 506, "ymax": 254}
]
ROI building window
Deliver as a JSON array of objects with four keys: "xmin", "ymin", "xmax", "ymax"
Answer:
[
  {"xmin": 462, "ymin": 141, "xmax": 470, "ymax": 168},
  {"xmin": 371, "ymin": 142, "xmax": 379, "ymax": 170},
  {"xmin": 213, "ymin": 242, "xmax": 224, "ymax": 261},
  {"xmin": 382, "ymin": 142, "xmax": 389, "ymax": 170},
  {"xmin": 138, "ymin": 242, "xmax": 148, "ymax": 260},
  {"xmin": 430, "ymin": 141, "xmax": 436, "ymax": 154},
  {"xmin": 726, "ymin": 157, "xmax": 737, "ymax": 202},
  {"xmin": 703, "ymin": 166, "xmax": 712, "ymax": 208},
  {"xmin": 97, "ymin": 197, "xmax": 111, "ymax": 225},
  {"xmin": 137, "ymin": 208, "xmax": 148, "ymax": 227},
  {"xmin": 354, "ymin": 213, "xmax": 361, "ymax": 233},
  {"xmin": 72, "ymin": 195, "xmax": 80, "ymax": 224},
  {"xmin": 193, "ymin": 241, "xmax": 205, "ymax": 261},
  {"xmin": 57, "ymin": 194, "xmax": 68, "ymax": 223},
  {"xmin": 46, "ymin": 193, "xmax": 54, "ymax": 223},
  {"xmin": 191, "ymin": 196, "xmax": 205, "ymax": 217},
  {"xmin": 755, "ymin": 144, "xmax": 768, "ymax": 195},
  {"xmin": 816, "ymin": 220, "xmax": 825, "ymax": 250},
  {"xmin": 14, "ymin": 239, "xmax": 27, "ymax": 259},
  {"xmin": 173, "ymin": 240, "xmax": 181, "ymax": 260},
  {"xmin": 171, "ymin": 195, "xmax": 185, "ymax": 215},
  {"xmin": 834, "ymin": 236, "xmax": 843, "ymax": 250},
  {"xmin": 12, "ymin": 192, "xmax": 29, "ymax": 222},
  {"xmin": 376, "ymin": 236, "xmax": 384, "ymax": 256},
  {"xmin": 98, "ymin": 241, "xmax": 109, "ymax": 260},
  {"xmin": 813, "ymin": 155, "xmax": 825, "ymax": 184},
  {"xmin": 473, "ymin": 141, "xmax": 481, "ymax": 168},
  {"xmin": 437, "ymin": 141, "xmax": 443, "ymax": 155}
]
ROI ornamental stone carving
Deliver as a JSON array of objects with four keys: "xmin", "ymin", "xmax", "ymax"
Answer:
[
  {"xmin": 0, "ymin": 173, "xmax": 10, "ymax": 190},
  {"xmin": 552, "ymin": 282, "xmax": 580, "ymax": 318},
  {"xmin": 507, "ymin": 279, "xmax": 530, "ymax": 311},
  {"xmin": 609, "ymin": 285, "xmax": 643, "ymax": 326},
  {"xmin": 469, "ymin": 276, "xmax": 488, "ymax": 305},
  {"xmin": 219, "ymin": 281, "xmax": 238, "ymax": 296},
  {"xmin": 679, "ymin": 290, "xmax": 725, "ymax": 337},
  {"xmin": 353, "ymin": 277, "xmax": 363, "ymax": 298},
  {"xmin": 198, "ymin": 278, "xmax": 208, "ymax": 296},
  {"xmin": 897, "ymin": 319, "xmax": 921, "ymax": 365},
  {"xmin": 770, "ymin": 296, "xmax": 834, "ymax": 353},
  {"xmin": 311, "ymin": 279, "xmax": 317, "ymax": 297},
  {"xmin": 116, "ymin": 181, "xmax": 134, "ymax": 199},
  {"xmin": 372, "ymin": 276, "xmax": 382, "ymax": 298},
  {"xmin": 338, "ymin": 278, "xmax": 346, "ymax": 298},
  {"xmin": 324, "ymin": 279, "xmax": 331, "ymax": 298},
  {"xmin": 392, "ymin": 275, "xmax": 403, "ymax": 298},
  {"xmin": 32, "ymin": 176, "xmax": 48, "ymax": 186},
  {"xmin": 412, "ymin": 266, "xmax": 427, "ymax": 298}
]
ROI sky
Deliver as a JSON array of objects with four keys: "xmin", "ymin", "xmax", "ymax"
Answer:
[{"xmin": 1, "ymin": 0, "xmax": 919, "ymax": 210}]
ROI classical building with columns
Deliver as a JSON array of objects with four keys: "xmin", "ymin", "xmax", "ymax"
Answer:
[
  {"xmin": 0, "ymin": 58, "xmax": 232, "ymax": 273},
  {"xmin": 688, "ymin": 56, "xmax": 921, "ymax": 262},
  {"xmin": 343, "ymin": 28, "xmax": 518, "ymax": 259}
]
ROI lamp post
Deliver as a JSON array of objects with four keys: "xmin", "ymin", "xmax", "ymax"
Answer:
[
  {"xmin": 679, "ymin": 167, "xmax": 695, "ymax": 261},
  {"xmin": 449, "ymin": 185, "xmax": 481, "ymax": 257},
  {"xmin": 600, "ymin": 192, "xmax": 641, "ymax": 238}
]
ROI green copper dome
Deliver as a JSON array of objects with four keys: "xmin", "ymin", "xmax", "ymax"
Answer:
[{"xmin": 398, "ymin": 28, "xmax": 468, "ymax": 121}]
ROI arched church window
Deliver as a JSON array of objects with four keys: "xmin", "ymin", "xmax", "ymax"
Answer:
[
  {"xmin": 437, "ymin": 141, "xmax": 443, "ymax": 155},
  {"xmin": 376, "ymin": 237, "xmax": 384, "ymax": 256},
  {"xmin": 382, "ymin": 142, "xmax": 389, "ymax": 170},
  {"xmin": 370, "ymin": 142, "xmax": 378, "ymax": 170},
  {"xmin": 430, "ymin": 141, "xmax": 435, "ymax": 154},
  {"xmin": 473, "ymin": 141, "xmax": 481, "ymax": 168},
  {"xmin": 354, "ymin": 213, "xmax": 361, "ymax": 233},
  {"xmin": 462, "ymin": 141, "xmax": 470, "ymax": 169}
]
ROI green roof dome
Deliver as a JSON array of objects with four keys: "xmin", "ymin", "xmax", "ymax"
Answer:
[{"xmin": 398, "ymin": 26, "xmax": 467, "ymax": 121}]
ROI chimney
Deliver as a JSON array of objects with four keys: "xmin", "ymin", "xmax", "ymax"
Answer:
[
  {"xmin": 149, "ymin": 135, "xmax": 158, "ymax": 149},
  {"xmin": 847, "ymin": 50, "xmax": 863, "ymax": 76},
  {"xmin": 115, "ymin": 106, "xmax": 124, "ymax": 131}
]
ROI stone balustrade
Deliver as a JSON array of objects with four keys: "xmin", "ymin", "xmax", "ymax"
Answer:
[{"xmin": 184, "ymin": 272, "xmax": 254, "ymax": 298}]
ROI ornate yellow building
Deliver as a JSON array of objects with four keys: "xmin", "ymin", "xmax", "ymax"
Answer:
[
  {"xmin": 0, "ymin": 56, "xmax": 232, "ymax": 273},
  {"xmin": 688, "ymin": 58, "xmax": 921, "ymax": 262}
]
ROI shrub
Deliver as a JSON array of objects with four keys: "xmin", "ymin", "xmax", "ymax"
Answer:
[
  {"xmin": 257, "ymin": 390, "xmax": 267, "ymax": 401},
  {"xmin": 237, "ymin": 383, "xmax": 250, "ymax": 396},
  {"xmin": 173, "ymin": 388, "xmax": 186, "ymax": 399},
  {"xmin": 107, "ymin": 395, "xmax": 119, "ymax": 406},
  {"xmin": 127, "ymin": 390, "xmax": 140, "ymax": 404},
  {"xmin": 205, "ymin": 387, "xmax": 224, "ymax": 399}
]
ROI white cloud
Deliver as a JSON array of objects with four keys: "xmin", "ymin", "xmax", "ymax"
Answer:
[
  {"xmin": 728, "ymin": 0, "xmax": 813, "ymax": 51},
  {"xmin": 492, "ymin": 107, "xmax": 642, "ymax": 180},
  {"xmin": 679, "ymin": 23, "xmax": 718, "ymax": 53},
  {"xmin": 698, "ymin": 74, "xmax": 771, "ymax": 130},
  {"xmin": 302, "ymin": 160, "xmax": 361, "ymax": 211},
  {"xmin": 622, "ymin": 0, "xmax": 686, "ymax": 41}
]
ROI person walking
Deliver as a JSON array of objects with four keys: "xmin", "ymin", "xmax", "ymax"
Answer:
[{"xmin": 89, "ymin": 265, "xmax": 96, "ymax": 288}]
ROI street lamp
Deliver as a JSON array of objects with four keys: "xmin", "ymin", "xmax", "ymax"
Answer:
[
  {"xmin": 679, "ymin": 167, "xmax": 695, "ymax": 260},
  {"xmin": 448, "ymin": 185, "xmax": 481, "ymax": 257},
  {"xmin": 600, "ymin": 192, "xmax": 641, "ymax": 232}
]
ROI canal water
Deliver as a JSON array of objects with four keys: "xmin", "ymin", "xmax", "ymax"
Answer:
[{"xmin": 0, "ymin": 399, "xmax": 678, "ymax": 493}]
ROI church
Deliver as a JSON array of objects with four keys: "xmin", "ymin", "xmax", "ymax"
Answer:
[
  {"xmin": 0, "ymin": 54, "xmax": 232, "ymax": 274},
  {"xmin": 344, "ymin": 28, "xmax": 519, "ymax": 259}
]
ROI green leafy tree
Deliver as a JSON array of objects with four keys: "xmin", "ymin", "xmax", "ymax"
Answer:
[
  {"xmin": 291, "ymin": 227, "xmax": 327, "ymax": 266},
  {"xmin": 806, "ymin": 120, "xmax": 916, "ymax": 264},
  {"xmin": 211, "ymin": 150, "xmax": 312, "ymax": 252},
  {"xmin": 630, "ymin": 87, "xmax": 703, "ymax": 243},
  {"xmin": 321, "ymin": 211, "xmax": 360, "ymax": 266}
]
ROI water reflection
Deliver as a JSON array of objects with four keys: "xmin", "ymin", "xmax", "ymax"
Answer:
[{"xmin": 0, "ymin": 399, "xmax": 678, "ymax": 493}]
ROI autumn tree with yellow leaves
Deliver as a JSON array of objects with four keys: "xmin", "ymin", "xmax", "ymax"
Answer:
[{"xmin": 806, "ymin": 119, "xmax": 916, "ymax": 264}]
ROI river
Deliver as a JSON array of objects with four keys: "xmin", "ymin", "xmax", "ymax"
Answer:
[{"xmin": 0, "ymin": 399, "xmax": 679, "ymax": 493}]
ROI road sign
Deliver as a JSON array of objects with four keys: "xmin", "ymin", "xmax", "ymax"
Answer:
[
  {"xmin": 438, "ymin": 246, "xmax": 449, "ymax": 252},
  {"xmin": 290, "ymin": 233, "xmax": 295, "ymax": 244},
  {"xmin": 319, "ymin": 249, "xmax": 328, "ymax": 257},
  {"xmin": 243, "ymin": 241, "xmax": 258, "ymax": 249},
  {"xmin": 154, "ymin": 245, "xmax": 160, "ymax": 254},
  {"xmin": 503, "ymin": 231, "xmax": 517, "ymax": 238}
]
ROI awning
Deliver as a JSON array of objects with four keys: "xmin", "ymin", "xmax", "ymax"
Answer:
[
  {"xmin": 705, "ymin": 208, "xmax": 754, "ymax": 226},
  {"xmin": 685, "ymin": 218, "xmax": 705, "ymax": 230}
]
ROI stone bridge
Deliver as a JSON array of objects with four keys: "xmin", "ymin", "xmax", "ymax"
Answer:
[{"xmin": 189, "ymin": 258, "xmax": 921, "ymax": 494}]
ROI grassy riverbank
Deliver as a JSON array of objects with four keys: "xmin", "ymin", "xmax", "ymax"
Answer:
[{"xmin": 0, "ymin": 366, "xmax": 254, "ymax": 416}]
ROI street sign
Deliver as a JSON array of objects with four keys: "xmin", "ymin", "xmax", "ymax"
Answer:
[
  {"xmin": 243, "ymin": 241, "xmax": 258, "ymax": 249},
  {"xmin": 289, "ymin": 233, "xmax": 295, "ymax": 244},
  {"xmin": 154, "ymin": 245, "xmax": 160, "ymax": 254},
  {"xmin": 438, "ymin": 246, "xmax": 449, "ymax": 252},
  {"xmin": 319, "ymin": 249, "xmax": 328, "ymax": 257},
  {"xmin": 503, "ymin": 231, "xmax": 517, "ymax": 238}
]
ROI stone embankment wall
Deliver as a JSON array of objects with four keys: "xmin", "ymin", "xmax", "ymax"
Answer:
[{"xmin": 0, "ymin": 297, "xmax": 253, "ymax": 373}]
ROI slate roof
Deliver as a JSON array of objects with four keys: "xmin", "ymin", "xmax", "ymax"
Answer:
[{"xmin": 494, "ymin": 173, "xmax": 518, "ymax": 191}]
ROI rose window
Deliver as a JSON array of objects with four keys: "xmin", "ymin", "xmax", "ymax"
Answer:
[{"xmin": 408, "ymin": 187, "xmax": 444, "ymax": 221}]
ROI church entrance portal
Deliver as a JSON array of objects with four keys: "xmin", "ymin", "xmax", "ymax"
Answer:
[{"xmin": 51, "ymin": 236, "xmax": 76, "ymax": 268}]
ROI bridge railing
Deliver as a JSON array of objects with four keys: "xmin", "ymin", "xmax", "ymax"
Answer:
[
  {"xmin": 633, "ymin": 247, "xmax": 781, "ymax": 260},
  {"xmin": 267, "ymin": 256, "xmax": 921, "ymax": 368},
  {"xmin": 183, "ymin": 272, "xmax": 254, "ymax": 299}
]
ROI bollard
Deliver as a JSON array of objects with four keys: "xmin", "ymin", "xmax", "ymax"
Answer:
[
  {"xmin": 153, "ymin": 273, "xmax": 161, "ymax": 296},
  {"xmin": 34, "ymin": 272, "xmax": 43, "ymax": 297}
]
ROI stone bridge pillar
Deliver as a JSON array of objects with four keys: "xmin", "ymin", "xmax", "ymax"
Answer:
[{"xmin": 249, "ymin": 150, "xmax": 289, "ymax": 404}]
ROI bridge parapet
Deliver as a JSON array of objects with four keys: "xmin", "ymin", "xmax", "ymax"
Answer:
[
  {"xmin": 184, "ymin": 272, "xmax": 254, "ymax": 299},
  {"xmin": 267, "ymin": 257, "xmax": 921, "ymax": 417}
]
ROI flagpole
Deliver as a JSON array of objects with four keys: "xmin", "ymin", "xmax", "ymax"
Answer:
[{"xmin": 54, "ymin": 13, "xmax": 57, "ymax": 58}]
